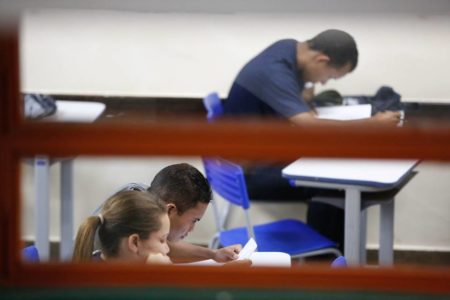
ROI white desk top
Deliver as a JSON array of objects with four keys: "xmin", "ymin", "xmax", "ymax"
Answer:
[
  {"xmin": 282, "ymin": 158, "xmax": 418, "ymax": 188},
  {"xmin": 181, "ymin": 252, "xmax": 291, "ymax": 267},
  {"xmin": 44, "ymin": 100, "xmax": 106, "ymax": 122}
]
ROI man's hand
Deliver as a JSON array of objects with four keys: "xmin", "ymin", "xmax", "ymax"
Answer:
[
  {"xmin": 212, "ymin": 244, "xmax": 242, "ymax": 262},
  {"xmin": 372, "ymin": 111, "xmax": 402, "ymax": 125}
]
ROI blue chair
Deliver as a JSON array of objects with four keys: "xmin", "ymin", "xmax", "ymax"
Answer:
[
  {"xmin": 22, "ymin": 245, "xmax": 40, "ymax": 262},
  {"xmin": 203, "ymin": 92, "xmax": 223, "ymax": 121},
  {"xmin": 203, "ymin": 157, "xmax": 341, "ymax": 258},
  {"xmin": 331, "ymin": 256, "xmax": 347, "ymax": 268},
  {"xmin": 202, "ymin": 92, "xmax": 416, "ymax": 264}
]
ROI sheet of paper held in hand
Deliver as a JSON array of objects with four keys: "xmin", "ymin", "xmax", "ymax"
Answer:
[{"xmin": 237, "ymin": 238, "xmax": 257, "ymax": 260}]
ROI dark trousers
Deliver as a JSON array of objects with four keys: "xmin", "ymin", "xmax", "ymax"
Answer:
[{"xmin": 244, "ymin": 163, "xmax": 345, "ymax": 252}]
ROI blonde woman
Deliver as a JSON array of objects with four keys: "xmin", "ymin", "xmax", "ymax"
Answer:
[{"xmin": 73, "ymin": 190, "xmax": 171, "ymax": 264}]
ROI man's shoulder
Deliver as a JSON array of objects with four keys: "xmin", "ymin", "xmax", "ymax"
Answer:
[
  {"xmin": 273, "ymin": 38, "xmax": 298, "ymax": 45},
  {"xmin": 267, "ymin": 39, "xmax": 298, "ymax": 51},
  {"xmin": 254, "ymin": 39, "xmax": 298, "ymax": 67},
  {"xmin": 242, "ymin": 39, "xmax": 298, "ymax": 74}
]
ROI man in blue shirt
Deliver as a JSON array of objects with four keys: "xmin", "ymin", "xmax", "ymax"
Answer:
[
  {"xmin": 224, "ymin": 29, "xmax": 401, "ymax": 250},
  {"xmin": 225, "ymin": 29, "xmax": 400, "ymax": 124}
]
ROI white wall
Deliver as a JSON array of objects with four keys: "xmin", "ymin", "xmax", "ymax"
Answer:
[
  {"xmin": 20, "ymin": 156, "xmax": 310, "ymax": 248},
  {"xmin": 20, "ymin": 7, "xmax": 450, "ymax": 101},
  {"xmin": 18, "ymin": 6, "xmax": 450, "ymax": 253}
]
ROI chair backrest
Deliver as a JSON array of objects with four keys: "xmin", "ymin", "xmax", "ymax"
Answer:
[
  {"xmin": 203, "ymin": 157, "xmax": 255, "ymax": 240},
  {"xmin": 22, "ymin": 245, "xmax": 40, "ymax": 262},
  {"xmin": 203, "ymin": 157, "xmax": 250, "ymax": 210},
  {"xmin": 203, "ymin": 92, "xmax": 223, "ymax": 121},
  {"xmin": 331, "ymin": 256, "xmax": 347, "ymax": 268}
]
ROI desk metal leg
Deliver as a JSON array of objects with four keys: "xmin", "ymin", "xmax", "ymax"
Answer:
[
  {"xmin": 360, "ymin": 209, "xmax": 367, "ymax": 264},
  {"xmin": 379, "ymin": 198, "xmax": 394, "ymax": 266},
  {"xmin": 35, "ymin": 156, "xmax": 50, "ymax": 261},
  {"xmin": 344, "ymin": 188, "xmax": 361, "ymax": 265},
  {"xmin": 60, "ymin": 159, "xmax": 73, "ymax": 260}
]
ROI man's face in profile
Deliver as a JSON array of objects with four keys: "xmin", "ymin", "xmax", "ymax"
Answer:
[
  {"xmin": 167, "ymin": 202, "xmax": 208, "ymax": 242},
  {"xmin": 304, "ymin": 56, "xmax": 352, "ymax": 85}
]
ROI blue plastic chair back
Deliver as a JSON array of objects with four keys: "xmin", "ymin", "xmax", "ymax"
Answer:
[
  {"xmin": 22, "ymin": 245, "xmax": 40, "ymax": 262},
  {"xmin": 203, "ymin": 92, "xmax": 223, "ymax": 121},
  {"xmin": 331, "ymin": 256, "xmax": 347, "ymax": 268},
  {"xmin": 202, "ymin": 96, "xmax": 341, "ymax": 258},
  {"xmin": 203, "ymin": 157, "xmax": 251, "ymax": 209},
  {"xmin": 205, "ymin": 157, "xmax": 340, "ymax": 257}
]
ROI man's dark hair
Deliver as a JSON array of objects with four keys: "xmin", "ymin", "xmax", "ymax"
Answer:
[
  {"xmin": 307, "ymin": 29, "xmax": 358, "ymax": 72},
  {"xmin": 148, "ymin": 163, "xmax": 212, "ymax": 214}
]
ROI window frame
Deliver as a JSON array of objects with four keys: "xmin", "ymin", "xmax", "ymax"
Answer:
[{"xmin": 1, "ymin": 21, "xmax": 450, "ymax": 294}]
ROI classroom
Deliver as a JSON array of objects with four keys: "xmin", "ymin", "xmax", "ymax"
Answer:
[{"xmin": 1, "ymin": 0, "xmax": 450, "ymax": 298}]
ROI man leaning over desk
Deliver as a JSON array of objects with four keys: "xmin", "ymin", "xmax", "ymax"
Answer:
[{"xmin": 222, "ymin": 29, "xmax": 401, "ymax": 249}]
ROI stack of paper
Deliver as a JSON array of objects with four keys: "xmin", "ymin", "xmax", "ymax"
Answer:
[{"xmin": 316, "ymin": 104, "xmax": 372, "ymax": 120}]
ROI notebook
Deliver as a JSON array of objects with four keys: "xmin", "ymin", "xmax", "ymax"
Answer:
[{"xmin": 315, "ymin": 104, "xmax": 372, "ymax": 120}]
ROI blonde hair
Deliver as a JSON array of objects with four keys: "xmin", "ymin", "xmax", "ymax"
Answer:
[{"xmin": 72, "ymin": 191, "xmax": 166, "ymax": 261}]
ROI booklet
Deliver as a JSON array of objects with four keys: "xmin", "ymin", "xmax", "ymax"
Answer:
[{"xmin": 316, "ymin": 104, "xmax": 372, "ymax": 120}]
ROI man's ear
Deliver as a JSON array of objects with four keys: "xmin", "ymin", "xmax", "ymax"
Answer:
[
  {"xmin": 127, "ymin": 234, "xmax": 140, "ymax": 254},
  {"xmin": 315, "ymin": 53, "xmax": 330, "ymax": 64},
  {"xmin": 166, "ymin": 203, "xmax": 177, "ymax": 216}
]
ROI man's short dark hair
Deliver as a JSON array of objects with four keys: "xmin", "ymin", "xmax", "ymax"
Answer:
[
  {"xmin": 307, "ymin": 29, "xmax": 358, "ymax": 72},
  {"xmin": 148, "ymin": 163, "xmax": 212, "ymax": 214}
]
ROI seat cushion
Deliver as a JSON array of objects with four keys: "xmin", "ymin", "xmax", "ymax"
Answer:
[{"xmin": 220, "ymin": 219, "xmax": 337, "ymax": 256}]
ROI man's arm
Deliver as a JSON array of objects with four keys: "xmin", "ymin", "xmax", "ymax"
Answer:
[
  {"xmin": 302, "ymin": 85, "xmax": 315, "ymax": 102},
  {"xmin": 168, "ymin": 240, "xmax": 241, "ymax": 263},
  {"xmin": 289, "ymin": 110, "xmax": 401, "ymax": 126}
]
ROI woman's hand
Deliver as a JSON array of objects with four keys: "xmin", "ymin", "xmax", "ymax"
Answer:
[{"xmin": 146, "ymin": 253, "xmax": 172, "ymax": 265}]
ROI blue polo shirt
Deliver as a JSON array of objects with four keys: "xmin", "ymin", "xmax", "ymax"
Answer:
[{"xmin": 224, "ymin": 39, "xmax": 310, "ymax": 118}]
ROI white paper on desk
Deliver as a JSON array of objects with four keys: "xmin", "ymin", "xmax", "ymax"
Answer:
[
  {"xmin": 180, "ymin": 238, "xmax": 258, "ymax": 266},
  {"xmin": 179, "ymin": 251, "xmax": 291, "ymax": 268},
  {"xmin": 44, "ymin": 101, "xmax": 106, "ymax": 122},
  {"xmin": 316, "ymin": 104, "xmax": 371, "ymax": 120}
]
